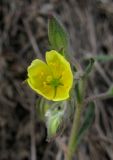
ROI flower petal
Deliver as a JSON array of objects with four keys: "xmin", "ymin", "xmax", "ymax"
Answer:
[
  {"xmin": 46, "ymin": 50, "xmax": 63, "ymax": 77},
  {"xmin": 53, "ymin": 85, "xmax": 70, "ymax": 101},
  {"xmin": 28, "ymin": 59, "xmax": 48, "ymax": 77},
  {"xmin": 46, "ymin": 50, "xmax": 73, "ymax": 96},
  {"xmin": 27, "ymin": 59, "xmax": 54, "ymax": 100}
]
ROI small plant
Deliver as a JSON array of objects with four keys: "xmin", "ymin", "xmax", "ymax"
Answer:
[
  {"xmin": 27, "ymin": 50, "xmax": 73, "ymax": 101},
  {"xmin": 26, "ymin": 15, "xmax": 113, "ymax": 160}
]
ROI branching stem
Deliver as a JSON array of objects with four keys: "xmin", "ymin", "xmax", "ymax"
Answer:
[{"xmin": 66, "ymin": 90, "xmax": 113, "ymax": 160}]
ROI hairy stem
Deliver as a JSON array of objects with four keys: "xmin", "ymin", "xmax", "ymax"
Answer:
[{"xmin": 66, "ymin": 102, "xmax": 83, "ymax": 160}]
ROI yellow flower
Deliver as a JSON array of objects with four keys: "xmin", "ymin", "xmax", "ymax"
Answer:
[{"xmin": 27, "ymin": 50, "xmax": 73, "ymax": 101}]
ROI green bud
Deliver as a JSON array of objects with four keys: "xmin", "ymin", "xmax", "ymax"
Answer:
[
  {"xmin": 36, "ymin": 98, "xmax": 50, "ymax": 121},
  {"xmin": 45, "ymin": 104, "xmax": 64, "ymax": 140}
]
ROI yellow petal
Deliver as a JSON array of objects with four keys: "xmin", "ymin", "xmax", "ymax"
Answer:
[
  {"xmin": 27, "ymin": 78, "xmax": 54, "ymax": 100},
  {"xmin": 28, "ymin": 59, "xmax": 48, "ymax": 77},
  {"xmin": 46, "ymin": 50, "xmax": 73, "ymax": 94},
  {"xmin": 60, "ymin": 68, "xmax": 73, "ymax": 90},
  {"xmin": 27, "ymin": 59, "xmax": 54, "ymax": 100},
  {"xmin": 46, "ymin": 50, "xmax": 64, "ymax": 77},
  {"xmin": 53, "ymin": 85, "xmax": 70, "ymax": 101}
]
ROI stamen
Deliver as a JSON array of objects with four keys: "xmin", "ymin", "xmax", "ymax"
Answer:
[{"xmin": 47, "ymin": 75, "xmax": 52, "ymax": 82}]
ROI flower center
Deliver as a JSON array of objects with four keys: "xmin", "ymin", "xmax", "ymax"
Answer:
[
  {"xmin": 50, "ymin": 76, "xmax": 63, "ymax": 98},
  {"xmin": 50, "ymin": 78, "xmax": 62, "ymax": 88},
  {"xmin": 46, "ymin": 75, "xmax": 63, "ymax": 88},
  {"xmin": 44, "ymin": 75, "xmax": 63, "ymax": 98}
]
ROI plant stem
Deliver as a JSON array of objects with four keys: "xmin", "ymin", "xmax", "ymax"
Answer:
[{"xmin": 66, "ymin": 102, "xmax": 83, "ymax": 160}]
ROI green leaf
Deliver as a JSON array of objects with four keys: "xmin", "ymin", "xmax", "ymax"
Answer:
[
  {"xmin": 83, "ymin": 58, "xmax": 95, "ymax": 78},
  {"xmin": 107, "ymin": 86, "xmax": 113, "ymax": 96},
  {"xmin": 76, "ymin": 101, "xmax": 95, "ymax": 146},
  {"xmin": 95, "ymin": 54, "xmax": 113, "ymax": 62},
  {"xmin": 48, "ymin": 14, "xmax": 68, "ymax": 56}
]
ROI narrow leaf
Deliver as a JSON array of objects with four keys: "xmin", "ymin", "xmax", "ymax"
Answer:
[
  {"xmin": 95, "ymin": 54, "xmax": 113, "ymax": 62},
  {"xmin": 76, "ymin": 101, "xmax": 95, "ymax": 146},
  {"xmin": 83, "ymin": 58, "xmax": 95, "ymax": 78}
]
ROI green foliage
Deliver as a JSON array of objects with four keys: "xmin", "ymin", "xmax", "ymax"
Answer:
[
  {"xmin": 108, "ymin": 86, "xmax": 113, "ymax": 96},
  {"xmin": 36, "ymin": 99, "xmax": 65, "ymax": 140},
  {"xmin": 76, "ymin": 101, "xmax": 95, "ymax": 146},
  {"xmin": 95, "ymin": 54, "xmax": 113, "ymax": 62},
  {"xmin": 45, "ymin": 103, "xmax": 65, "ymax": 140},
  {"xmin": 83, "ymin": 58, "xmax": 95, "ymax": 78},
  {"xmin": 75, "ymin": 79, "xmax": 85, "ymax": 104},
  {"xmin": 74, "ymin": 58, "xmax": 95, "ymax": 104},
  {"xmin": 48, "ymin": 15, "xmax": 68, "ymax": 56}
]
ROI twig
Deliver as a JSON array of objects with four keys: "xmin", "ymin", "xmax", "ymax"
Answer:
[
  {"xmin": 94, "ymin": 61, "xmax": 112, "ymax": 86},
  {"xmin": 92, "ymin": 135, "xmax": 113, "ymax": 145},
  {"xmin": 30, "ymin": 93, "xmax": 37, "ymax": 160},
  {"xmin": 85, "ymin": 8, "xmax": 97, "ymax": 54},
  {"xmin": 56, "ymin": 137, "xmax": 68, "ymax": 159},
  {"xmin": 23, "ymin": 20, "xmax": 43, "ymax": 59},
  {"xmin": 84, "ymin": 92, "xmax": 113, "ymax": 104}
]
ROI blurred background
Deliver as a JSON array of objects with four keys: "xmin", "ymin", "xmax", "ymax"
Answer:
[{"xmin": 1, "ymin": 0, "xmax": 113, "ymax": 160}]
